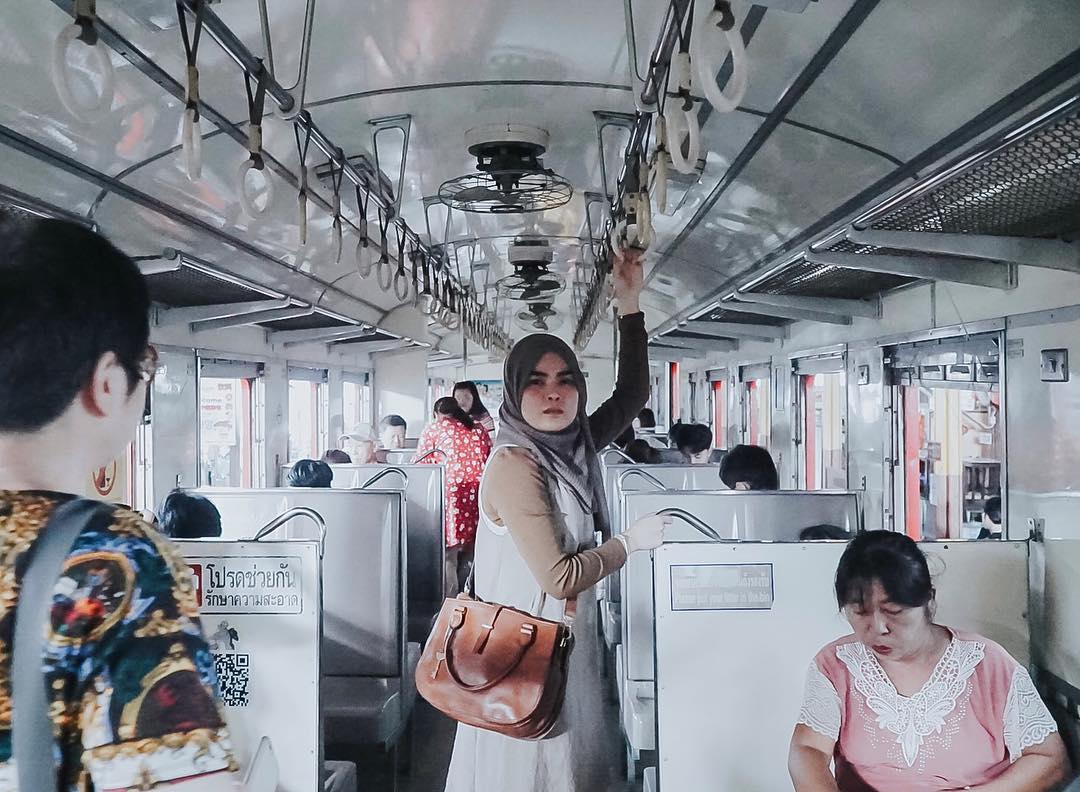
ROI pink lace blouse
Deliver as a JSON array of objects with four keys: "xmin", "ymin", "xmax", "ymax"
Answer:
[{"xmin": 797, "ymin": 629, "xmax": 1058, "ymax": 791}]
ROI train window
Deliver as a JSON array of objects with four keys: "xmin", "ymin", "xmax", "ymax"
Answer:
[
  {"xmin": 288, "ymin": 376, "xmax": 329, "ymax": 461},
  {"xmin": 887, "ymin": 334, "xmax": 1003, "ymax": 540},
  {"xmin": 740, "ymin": 363, "xmax": 772, "ymax": 450},
  {"xmin": 343, "ymin": 373, "xmax": 373, "ymax": 431},
  {"xmin": 708, "ymin": 370, "xmax": 729, "ymax": 449},
  {"xmin": 199, "ymin": 376, "xmax": 260, "ymax": 487},
  {"xmin": 793, "ymin": 355, "xmax": 847, "ymax": 490}
]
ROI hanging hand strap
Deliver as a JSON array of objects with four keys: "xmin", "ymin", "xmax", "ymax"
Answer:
[{"xmin": 14, "ymin": 498, "xmax": 104, "ymax": 792}]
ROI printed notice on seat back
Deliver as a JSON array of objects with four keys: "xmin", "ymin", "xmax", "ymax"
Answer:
[{"xmin": 669, "ymin": 564, "xmax": 774, "ymax": 611}]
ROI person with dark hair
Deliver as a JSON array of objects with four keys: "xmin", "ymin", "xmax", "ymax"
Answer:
[
  {"xmin": 0, "ymin": 218, "xmax": 239, "ymax": 787},
  {"xmin": 978, "ymin": 495, "xmax": 1003, "ymax": 540},
  {"xmin": 377, "ymin": 413, "xmax": 408, "ymax": 462},
  {"xmin": 674, "ymin": 422, "xmax": 714, "ymax": 464},
  {"xmin": 288, "ymin": 458, "xmax": 334, "ymax": 488},
  {"xmin": 613, "ymin": 424, "xmax": 636, "ymax": 450},
  {"xmin": 322, "ymin": 448, "xmax": 353, "ymax": 465},
  {"xmin": 444, "ymin": 248, "xmax": 669, "ymax": 792},
  {"xmin": 453, "ymin": 380, "xmax": 496, "ymax": 434},
  {"xmin": 719, "ymin": 444, "xmax": 780, "ymax": 490},
  {"xmin": 626, "ymin": 438, "xmax": 661, "ymax": 464},
  {"xmin": 635, "ymin": 407, "xmax": 657, "ymax": 430},
  {"xmin": 159, "ymin": 490, "xmax": 224, "ymax": 539},
  {"xmin": 797, "ymin": 524, "xmax": 851, "ymax": 541},
  {"xmin": 789, "ymin": 531, "xmax": 1067, "ymax": 791},
  {"xmin": 415, "ymin": 397, "xmax": 492, "ymax": 595}
]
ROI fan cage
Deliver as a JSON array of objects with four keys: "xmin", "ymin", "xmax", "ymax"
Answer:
[{"xmin": 438, "ymin": 171, "xmax": 573, "ymax": 214}]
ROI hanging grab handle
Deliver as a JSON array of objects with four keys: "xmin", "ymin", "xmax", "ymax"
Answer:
[
  {"xmin": 177, "ymin": 0, "xmax": 207, "ymax": 181},
  {"xmin": 328, "ymin": 153, "xmax": 345, "ymax": 264},
  {"xmin": 354, "ymin": 185, "xmax": 374, "ymax": 277},
  {"xmin": 692, "ymin": 1, "xmax": 748, "ymax": 115},
  {"xmin": 293, "ymin": 122, "xmax": 314, "ymax": 248},
  {"xmin": 50, "ymin": 0, "xmax": 115, "ymax": 123},
  {"xmin": 376, "ymin": 209, "xmax": 394, "ymax": 292},
  {"xmin": 393, "ymin": 227, "xmax": 410, "ymax": 302},
  {"xmin": 237, "ymin": 64, "xmax": 275, "ymax": 218}
]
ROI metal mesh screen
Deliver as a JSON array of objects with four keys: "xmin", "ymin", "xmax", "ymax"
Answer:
[
  {"xmin": 147, "ymin": 266, "xmax": 271, "ymax": 307},
  {"xmin": 259, "ymin": 314, "xmax": 352, "ymax": 331},
  {"xmin": 333, "ymin": 331, "xmax": 397, "ymax": 346},
  {"xmin": 871, "ymin": 107, "xmax": 1080, "ymax": 238},
  {"xmin": 701, "ymin": 308, "xmax": 789, "ymax": 325},
  {"xmin": 750, "ymin": 250, "xmax": 915, "ymax": 299}
]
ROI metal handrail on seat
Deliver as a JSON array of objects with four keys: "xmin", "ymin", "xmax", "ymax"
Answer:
[
  {"xmin": 617, "ymin": 468, "xmax": 668, "ymax": 492},
  {"xmin": 601, "ymin": 447, "xmax": 635, "ymax": 464},
  {"xmin": 412, "ymin": 449, "xmax": 447, "ymax": 464},
  {"xmin": 251, "ymin": 506, "xmax": 327, "ymax": 549},
  {"xmin": 360, "ymin": 467, "xmax": 410, "ymax": 489},
  {"xmin": 658, "ymin": 507, "xmax": 727, "ymax": 543}
]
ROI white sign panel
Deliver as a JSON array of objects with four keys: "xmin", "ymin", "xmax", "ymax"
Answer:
[
  {"xmin": 177, "ymin": 540, "xmax": 321, "ymax": 792},
  {"xmin": 670, "ymin": 563, "xmax": 774, "ymax": 610},
  {"xmin": 201, "ymin": 379, "xmax": 238, "ymax": 445}
]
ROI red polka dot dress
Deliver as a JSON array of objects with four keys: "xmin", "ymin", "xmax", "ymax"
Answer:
[{"xmin": 413, "ymin": 417, "xmax": 493, "ymax": 548}]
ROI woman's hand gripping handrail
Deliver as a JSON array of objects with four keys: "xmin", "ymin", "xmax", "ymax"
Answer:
[
  {"xmin": 616, "ymin": 468, "xmax": 668, "ymax": 492},
  {"xmin": 657, "ymin": 508, "xmax": 727, "ymax": 542},
  {"xmin": 251, "ymin": 506, "xmax": 326, "ymax": 552},
  {"xmin": 360, "ymin": 467, "xmax": 410, "ymax": 489},
  {"xmin": 413, "ymin": 449, "xmax": 448, "ymax": 464}
]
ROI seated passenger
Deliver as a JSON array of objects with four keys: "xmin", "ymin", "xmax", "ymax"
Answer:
[
  {"xmin": 978, "ymin": 495, "xmax": 1003, "ymax": 540},
  {"xmin": 159, "ymin": 489, "xmax": 223, "ymax": 539},
  {"xmin": 719, "ymin": 444, "xmax": 779, "ymax": 490},
  {"xmin": 798, "ymin": 524, "xmax": 851, "ymax": 541},
  {"xmin": 322, "ymin": 448, "xmax": 352, "ymax": 464},
  {"xmin": 376, "ymin": 413, "xmax": 407, "ymax": 462},
  {"xmin": 626, "ymin": 438, "xmax": 660, "ymax": 464},
  {"xmin": 675, "ymin": 422, "xmax": 714, "ymax": 464},
  {"xmin": 614, "ymin": 424, "xmax": 636, "ymax": 450},
  {"xmin": 288, "ymin": 459, "xmax": 333, "ymax": 488},
  {"xmin": 634, "ymin": 406, "xmax": 657, "ymax": 430},
  {"xmin": 341, "ymin": 425, "xmax": 377, "ymax": 463},
  {"xmin": 789, "ymin": 531, "xmax": 1068, "ymax": 791}
]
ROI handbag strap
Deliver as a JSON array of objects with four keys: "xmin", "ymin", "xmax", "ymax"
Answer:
[
  {"xmin": 14, "ymin": 497, "xmax": 104, "ymax": 792},
  {"xmin": 463, "ymin": 569, "xmax": 578, "ymax": 629}
]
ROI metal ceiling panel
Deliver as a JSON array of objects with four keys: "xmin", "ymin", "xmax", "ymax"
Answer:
[
  {"xmin": 660, "ymin": 121, "xmax": 896, "ymax": 313},
  {"xmin": 0, "ymin": 140, "xmax": 105, "ymax": 220},
  {"xmin": 788, "ymin": 0, "xmax": 1080, "ymax": 162}
]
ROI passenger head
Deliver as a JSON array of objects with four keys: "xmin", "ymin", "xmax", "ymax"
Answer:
[
  {"xmin": 452, "ymin": 381, "xmax": 488, "ymax": 418},
  {"xmin": 287, "ymin": 459, "xmax": 334, "ymax": 488},
  {"xmin": 322, "ymin": 449, "xmax": 352, "ymax": 464},
  {"xmin": 626, "ymin": 439, "xmax": 660, "ymax": 464},
  {"xmin": 433, "ymin": 396, "xmax": 475, "ymax": 429},
  {"xmin": 676, "ymin": 423, "xmax": 713, "ymax": 464},
  {"xmin": 159, "ymin": 490, "xmax": 223, "ymax": 539},
  {"xmin": 379, "ymin": 414, "xmax": 407, "ymax": 449},
  {"xmin": 983, "ymin": 496, "xmax": 1002, "ymax": 528},
  {"xmin": 0, "ymin": 218, "xmax": 152, "ymax": 476},
  {"xmin": 798, "ymin": 524, "xmax": 851, "ymax": 541},
  {"xmin": 341, "ymin": 426, "xmax": 376, "ymax": 464},
  {"xmin": 835, "ymin": 531, "xmax": 936, "ymax": 660},
  {"xmin": 719, "ymin": 444, "xmax": 779, "ymax": 490},
  {"xmin": 636, "ymin": 407, "xmax": 656, "ymax": 430},
  {"xmin": 503, "ymin": 333, "xmax": 584, "ymax": 433},
  {"xmin": 614, "ymin": 425, "xmax": 636, "ymax": 450}
]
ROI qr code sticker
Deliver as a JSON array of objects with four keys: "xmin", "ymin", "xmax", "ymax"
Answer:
[{"xmin": 214, "ymin": 653, "xmax": 250, "ymax": 707}]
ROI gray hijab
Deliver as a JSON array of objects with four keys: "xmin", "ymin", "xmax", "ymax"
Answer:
[{"xmin": 495, "ymin": 333, "xmax": 610, "ymax": 538}]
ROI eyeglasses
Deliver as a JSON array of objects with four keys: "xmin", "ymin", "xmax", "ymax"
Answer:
[{"xmin": 136, "ymin": 344, "xmax": 159, "ymax": 384}]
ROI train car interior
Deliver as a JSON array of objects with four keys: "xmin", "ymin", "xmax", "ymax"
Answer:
[{"xmin": 2, "ymin": 0, "xmax": 1080, "ymax": 790}]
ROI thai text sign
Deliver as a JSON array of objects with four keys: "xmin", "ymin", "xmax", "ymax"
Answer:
[{"xmin": 188, "ymin": 555, "xmax": 304, "ymax": 614}]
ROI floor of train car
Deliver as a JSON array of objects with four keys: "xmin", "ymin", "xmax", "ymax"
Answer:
[{"xmin": 329, "ymin": 692, "xmax": 643, "ymax": 791}]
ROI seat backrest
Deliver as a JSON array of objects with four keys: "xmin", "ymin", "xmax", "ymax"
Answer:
[
  {"xmin": 198, "ymin": 488, "xmax": 405, "ymax": 678},
  {"xmin": 621, "ymin": 490, "xmax": 860, "ymax": 682}
]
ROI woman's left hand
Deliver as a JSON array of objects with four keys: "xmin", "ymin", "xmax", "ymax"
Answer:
[{"xmin": 612, "ymin": 247, "xmax": 644, "ymax": 316}]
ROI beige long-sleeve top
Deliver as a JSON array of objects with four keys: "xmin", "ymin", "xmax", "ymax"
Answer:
[{"xmin": 480, "ymin": 312, "xmax": 650, "ymax": 600}]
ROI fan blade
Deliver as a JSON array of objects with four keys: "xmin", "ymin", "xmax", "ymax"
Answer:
[{"xmin": 453, "ymin": 186, "xmax": 508, "ymax": 204}]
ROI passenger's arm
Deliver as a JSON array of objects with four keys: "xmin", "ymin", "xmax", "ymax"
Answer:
[
  {"xmin": 788, "ymin": 725, "xmax": 840, "ymax": 792},
  {"xmin": 588, "ymin": 249, "xmax": 650, "ymax": 448},
  {"xmin": 412, "ymin": 426, "xmax": 435, "ymax": 463},
  {"xmin": 484, "ymin": 447, "xmax": 627, "ymax": 600},
  {"xmin": 968, "ymin": 733, "xmax": 1070, "ymax": 792}
]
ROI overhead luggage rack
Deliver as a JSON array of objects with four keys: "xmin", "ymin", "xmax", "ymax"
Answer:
[{"xmin": 747, "ymin": 250, "xmax": 917, "ymax": 300}]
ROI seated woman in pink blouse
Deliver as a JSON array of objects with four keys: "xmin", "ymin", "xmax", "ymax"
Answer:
[{"xmin": 789, "ymin": 531, "xmax": 1069, "ymax": 792}]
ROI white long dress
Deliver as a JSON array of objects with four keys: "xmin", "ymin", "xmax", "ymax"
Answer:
[{"xmin": 443, "ymin": 446, "xmax": 610, "ymax": 792}]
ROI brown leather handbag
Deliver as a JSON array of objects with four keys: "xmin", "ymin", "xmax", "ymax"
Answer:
[{"xmin": 415, "ymin": 592, "xmax": 576, "ymax": 740}]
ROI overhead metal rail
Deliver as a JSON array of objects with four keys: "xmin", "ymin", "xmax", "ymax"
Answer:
[{"xmin": 45, "ymin": 0, "xmax": 508, "ymax": 355}]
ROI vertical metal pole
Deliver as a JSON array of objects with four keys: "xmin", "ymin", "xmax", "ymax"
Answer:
[
  {"xmin": 612, "ymin": 308, "xmax": 619, "ymax": 382},
  {"xmin": 462, "ymin": 322, "xmax": 469, "ymax": 379}
]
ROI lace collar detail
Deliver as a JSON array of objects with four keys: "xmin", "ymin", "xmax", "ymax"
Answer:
[{"xmin": 836, "ymin": 636, "xmax": 985, "ymax": 767}]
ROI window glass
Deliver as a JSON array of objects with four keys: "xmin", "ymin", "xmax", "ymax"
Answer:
[
  {"xmin": 799, "ymin": 372, "xmax": 846, "ymax": 490},
  {"xmin": 744, "ymin": 378, "xmax": 771, "ymax": 449},
  {"xmin": 200, "ymin": 377, "xmax": 255, "ymax": 487},
  {"xmin": 712, "ymin": 380, "xmax": 728, "ymax": 449},
  {"xmin": 288, "ymin": 380, "xmax": 319, "ymax": 462}
]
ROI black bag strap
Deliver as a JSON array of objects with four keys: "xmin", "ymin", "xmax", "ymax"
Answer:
[{"xmin": 14, "ymin": 497, "xmax": 104, "ymax": 792}]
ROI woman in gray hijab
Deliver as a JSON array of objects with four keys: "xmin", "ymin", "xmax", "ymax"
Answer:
[{"xmin": 444, "ymin": 249, "xmax": 669, "ymax": 792}]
